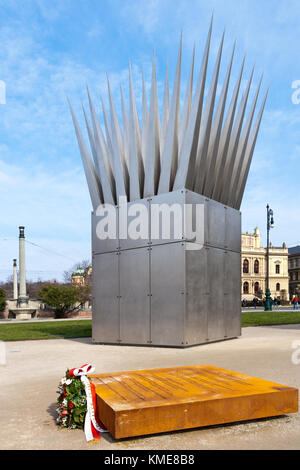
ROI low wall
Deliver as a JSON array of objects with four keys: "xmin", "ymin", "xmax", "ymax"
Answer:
[{"xmin": 0, "ymin": 309, "xmax": 92, "ymax": 319}]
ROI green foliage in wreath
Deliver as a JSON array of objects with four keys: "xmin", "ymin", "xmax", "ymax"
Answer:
[{"xmin": 56, "ymin": 369, "xmax": 87, "ymax": 429}]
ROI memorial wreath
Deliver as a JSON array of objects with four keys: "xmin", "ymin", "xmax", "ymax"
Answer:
[{"xmin": 56, "ymin": 364, "xmax": 107, "ymax": 442}]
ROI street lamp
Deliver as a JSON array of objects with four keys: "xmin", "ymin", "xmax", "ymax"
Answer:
[{"xmin": 265, "ymin": 204, "xmax": 274, "ymax": 311}]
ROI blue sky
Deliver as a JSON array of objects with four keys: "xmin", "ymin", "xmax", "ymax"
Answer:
[{"xmin": 0, "ymin": 0, "xmax": 300, "ymax": 281}]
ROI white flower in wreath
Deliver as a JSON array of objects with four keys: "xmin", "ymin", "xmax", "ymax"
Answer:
[{"xmin": 65, "ymin": 379, "xmax": 72, "ymax": 385}]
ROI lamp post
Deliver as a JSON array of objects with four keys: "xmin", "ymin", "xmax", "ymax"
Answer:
[{"xmin": 265, "ymin": 205, "xmax": 274, "ymax": 311}]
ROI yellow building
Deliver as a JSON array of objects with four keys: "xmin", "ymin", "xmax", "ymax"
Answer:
[
  {"xmin": 71, "ymin": 267, "xmax": 92, "ymax": 287},
  {"xmin": 71, "ymin": 269, "xmax": 86, "ymax": 286},
  {"xmin": 241, "ymin": 228, "xmax": 289, "ymax": 301},
  {"xmin": 288, "ymin": 246, "xmax": 300, "ymax": 297}
]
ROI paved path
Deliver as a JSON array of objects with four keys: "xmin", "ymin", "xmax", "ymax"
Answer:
[
  {"xmin": 1, "ymin": 326, "xmax": 300, "ymax": 450},
  {"xmin": 0, "ymin": 317, "xmax": 91, "ymax": 324}
]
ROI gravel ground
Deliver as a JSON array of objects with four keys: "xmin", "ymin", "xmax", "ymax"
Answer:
[{"xmin": 1, "ymin": 325, "xmax": 299, "ymax": 450}]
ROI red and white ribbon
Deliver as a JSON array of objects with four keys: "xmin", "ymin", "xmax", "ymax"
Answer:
[{"xmin": 69, "ymin": 363, "xmax": 108, "ymax": 441}]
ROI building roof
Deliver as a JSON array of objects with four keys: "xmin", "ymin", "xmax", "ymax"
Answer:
[
  {"xmin": 289, "ymin": 246, "xmax": 300, "ymax": 255},
  {"xmin": 72, "ymin": 269, "xmax": 85, "ymax": 276}
]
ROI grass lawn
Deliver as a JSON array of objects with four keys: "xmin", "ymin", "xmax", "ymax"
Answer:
[
  {"xmin": 1, "ymin": 312, "xmax": 300, "ymax": 341},
  {"xmin": 242, "ymin": 310, "xmax": 300, "ymax": 327},
  {"xmin": 0, "ymin": 320, "xmax": 92, "ymax": 341}
]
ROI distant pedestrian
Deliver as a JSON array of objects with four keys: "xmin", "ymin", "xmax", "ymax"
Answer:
[
  {"xmin": 253, "ymin": 297, "xmax": 258, "ymax": 309},
  {"xmin": 292, "ymin": 295, "xmax": 299, "ymax": 310}
]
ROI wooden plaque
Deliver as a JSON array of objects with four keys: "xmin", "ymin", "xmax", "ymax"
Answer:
[{"xmin": 89, "ymin": 365, "xmax": 298, "ymax": 439}]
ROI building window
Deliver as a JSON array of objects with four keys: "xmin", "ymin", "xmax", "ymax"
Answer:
[
  {"xmin": 276, "ymin": 283, "xmax": 280, "ymax": 291},
  {"xmin": 243, "ymin": 282, "xmax": 249, "ymax": 294},
  {"xmin": 276, "ymin": 264, "xmax": 280, "ymax": 274},
  {"xmin": 296, "ymin": 272, "xmax": 299, "ymax": 281},
  {"xmin": 243, "ymin": 259, "xmax": 249, "ymax": 274},
  {"xmin": 254, "ymin": 259, "xmax": 259, "ymax": 274},
  {"xmin": 254, "ymin": 282, "xmax": 259, "ymax": 295}
]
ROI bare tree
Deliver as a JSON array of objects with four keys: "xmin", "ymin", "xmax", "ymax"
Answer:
[{"xmin": 63, "ymin": 259, "xmax": 91, "ymax": 284}]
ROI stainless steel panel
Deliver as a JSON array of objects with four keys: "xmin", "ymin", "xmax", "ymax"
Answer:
[
  {"xmin": 207, "ymin": 199, "xmax": 226, "ymax": 249},
  {"xmin": 184, "ymin": 190, "xmax": 207, "ymax": 247},
  {"xmin": 185, "ymin": 244, "xmax": 208, "ymax": 345},
  {"xmin": 92, "ymin": 207, "xmax": 119, "ymax": 254},
  {"xmin": 224, "ymin": 250, "xmax": 241, "ymax": 338},
  {"xmin": 92, "ymin": 252, "xmax": 119, "ymax": 343},
  {"xmin": 225, "ymin": 206, "xmax": 241, "ymax": 253},
  {"xmin": 119, "ymin": 248, "xmax": 150, "ymax": 344},
  {"xmin": 118, "ymin": 198, "xmax": 150, "ymax": 251},
  {"xmin": 151, "ymin": 242, "xmax": 185, "ymax": 346},
  {"xmin": 207, "ymin": 247, "xmax": 225, "ymax": 341},
  {"xmin": 150, "ymin": 191, "xmax": 184, "ymax": 246}
]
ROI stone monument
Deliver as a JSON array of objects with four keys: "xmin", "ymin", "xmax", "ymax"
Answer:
[{"xmin": 8, "ymin": 227, "xmax": 37, "ymax": 319}]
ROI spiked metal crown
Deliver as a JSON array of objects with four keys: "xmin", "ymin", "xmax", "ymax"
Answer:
[{"xmin": 69, "ymin": 19, "xmax": 268, "ymax": 211}]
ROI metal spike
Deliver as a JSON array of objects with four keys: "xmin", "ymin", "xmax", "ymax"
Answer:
[
  {"xmin": 220, "ymin": 67, "xmax": 254, "ymax": 205},
  {"xmin": 235, "ymin": 89, "xmax": 268, "ymax": 209},
  {"xmin": 120, "ymin": 84, "xmax": 130, "ymax": 169},
  {"xmin": 141, "ymin": 70, "xmax": 149, "ymax": 169},
  {"xmin": 193, "ymin": 30, "xmax": 225, "ymax": 194},
  {"xmin": 212, "ymin": 57, "xmax": 245, "ymax": 201},
  {"xmin": 173, "ymin": 18, "xmax": 212, "ymax": 190},
  {"xmin": 101, "ymin": 96, "xmax": 114, "ymax": 165},
  {"xmin": 203, "ymin": 42, "xmax": 235, "ymax": 198},
  {"xmin": 68, "ymin": 99, "xmax": 102, "ymax": 209},
  {"xmin": 144, "ymin": 50, "xmax": 161, "ymax": 197},
  {"xmin": 158, "ymin": 36, "xmax": 182, "ymax": 193},
  {"xmin": 82, "ymin": 104, "xmax": 100, "ymax": 178},
  {"xmin": 160, "ymin": 59, "xmax": 170, "ymax": 157},
  {"xmin": 179, "ymin": 44, "xmax": 195, "ymax": 153},
  {"xmin": 129, "ymin": 63, "xmax": 144, "ymax": 200},
  {"xmin": 227, "ymin": 74, "xmax": 263, "ymax": 207},
  {"xmin": 107, "ymin": 77, "xmax": 129, "ymax": 199},
  {"xmin": 86, "ymin": 87, "xmax": 116, "ymax": 204}
]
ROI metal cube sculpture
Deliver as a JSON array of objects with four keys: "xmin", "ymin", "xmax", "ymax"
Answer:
[{"xmin": 70, "ymin": 19, "xmax": 267, "ymax": 346}]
